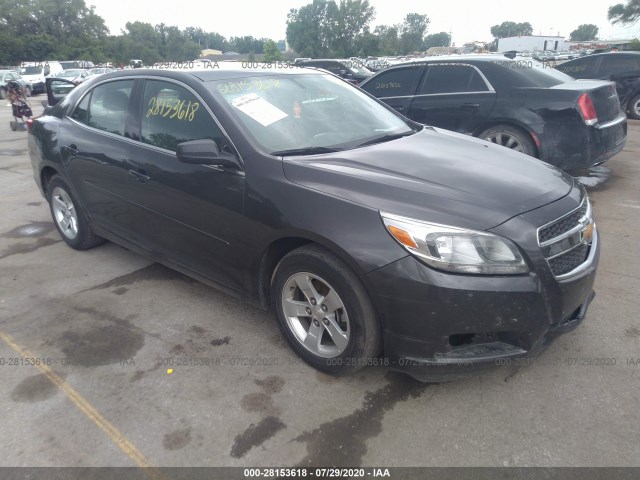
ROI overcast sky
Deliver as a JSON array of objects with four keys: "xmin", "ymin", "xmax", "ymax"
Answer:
[{"xmin": 88, "ymin": 0, "xmax": 640, "ymax": 46}]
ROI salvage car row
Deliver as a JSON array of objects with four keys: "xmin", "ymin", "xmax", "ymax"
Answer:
[{"xmin": 26, "ymin": 53, "xmax": 625, "ymax": 381}]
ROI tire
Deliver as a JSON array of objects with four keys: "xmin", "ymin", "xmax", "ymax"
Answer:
[
  {"xmin": 46, "ymin": 175, "xmax": 104, "ymax": 250},
  {"xmin": 24, "ymin": 86, "xmax": 32, "ymax": 97},
  {"xmin": 272, "ymin": 245, "xmax": 380, "ymax": 375},
  {"xmin": 478, "ymin": 125, "xmax": 536, "ymax": 157},
  {"xmin": 0, "ymin": 87, "xmax": 5, "ymax": 100},
  {"xmin": 627, "ymin": 93, "xmax": 640, "ymax": 120},
  {"xmin": 9, "ymin": 121, "xmax": 17, "ymax": 131}
]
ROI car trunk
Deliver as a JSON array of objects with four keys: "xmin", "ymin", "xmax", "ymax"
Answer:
[{"xmin": 552, "ymin": 80, "xmax": 622, "ymax": 125}]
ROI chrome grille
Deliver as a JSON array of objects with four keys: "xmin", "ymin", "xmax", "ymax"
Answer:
[
  {"xmin": 538, "ymin": 196, "xmax": 595, "ymax": 279},
  {"xmin": 539, "ymin": 201, "xmax": 588, "ymax": 244}
]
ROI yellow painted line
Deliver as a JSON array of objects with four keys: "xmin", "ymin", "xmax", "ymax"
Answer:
[{"xmin": 0, "ymin": 330, "xmax": 164, "ymax": 480}]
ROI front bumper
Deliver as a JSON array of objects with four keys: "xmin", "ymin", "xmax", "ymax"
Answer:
[{"xmin": 367, "ymin": 195, "xmax": 600, "ymax": 382}]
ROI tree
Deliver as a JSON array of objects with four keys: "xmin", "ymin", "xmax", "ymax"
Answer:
[
  {"xmin": 398, "ymin": 13, "xmax": 429, "ymax": 54},
  {"xmin": 629, "ymin": 38, "xmax": 640, "ymax": 50},
  {"xmin": 286, "ymin": 0, "xmax": 375, "ymax": 57},
  {"xmin": 263, "ymin": 40, "xmax": 283, "ymax": 61},
  {"xmin": 423, "ymin": 32, "xmax": 451, "ymax": 50},
  {"xmin": 331, "ymin": 0, "xmax": 376, "ymax": 57},
  {"xmin": 570, "ymin": 24, "xmax": 599, "ymax": 41},
  {"xmin": 490, "ymin": 21, "xmax": 533, "ymax": 39},
  {"xmin": 609, "ymin": 0, "xmax": 640, "ymax": 24},
  {"xmin": 374, "ymin": 25, "xmax": 399, "ymax": 55}
]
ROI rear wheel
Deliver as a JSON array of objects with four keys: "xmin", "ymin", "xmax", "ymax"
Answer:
[
  {"xmin": 478, "ymin": 125, "xmax": 536, "ymax": 157},
  {"xmin": 628, "ymin": 93, "xmax": 640, "ymax": 120},
  {"xmin": 272, "ymin": 245, "xmax": 380, "ymax": 375},
  {"xmin": 47, "ymin": 175, "xmax": 104, "ymax": 250}
]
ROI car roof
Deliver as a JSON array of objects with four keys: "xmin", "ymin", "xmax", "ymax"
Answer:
[
  {"xmin": 97, "ymin": 65, "xmax": 327, "ymax": 83},
  {"xmin": 394, "ymin": 54, "xmax": 515, "ymax": 64}
]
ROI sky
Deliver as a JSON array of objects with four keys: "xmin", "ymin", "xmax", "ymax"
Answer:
[{"xmin": 87, "ymin": 0, "xmax": 640, "ymax": 46}]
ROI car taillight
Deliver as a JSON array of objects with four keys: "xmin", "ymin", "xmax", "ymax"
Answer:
[
  {"xmin": 578, "ymin": 93, "xmax": 598, "ymax": 126},
  {"xmin": 26, "ymin": 118, "xmax": 33, "ymax": 130}
]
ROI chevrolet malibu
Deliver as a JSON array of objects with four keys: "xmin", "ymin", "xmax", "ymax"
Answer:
[{"xmin": 29, "ymin": 68, "xmax": 599, "ymax": 381}]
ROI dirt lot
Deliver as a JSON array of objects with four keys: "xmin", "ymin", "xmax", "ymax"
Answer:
[{"xmin": 1, "ymin": 97, "xmax": 639, "ymax": 470}]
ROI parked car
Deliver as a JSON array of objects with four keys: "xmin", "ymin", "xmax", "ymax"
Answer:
[
  {"xmin": 87, "ymin": 67, "xmax": 115, "ymax": 78},
  {"xmin": 294, "ymin": 59, "xmax": 373, "ymax": 85},
  {"xmin": 555, "ymin": 52, "xmax": 640, "ymax": 120},
  {"xmin": 31, "ymin": 68, "xmax": 599, "ymax": 382},
  {"xmin": 360, "ymin": 55, "xmax": 627, "ymax": 171},
  {"xmin": 0, "ymin": 70, "xmax": 32, "ymax": 98},
  {"xmin": 19, "ymin": 61, "xmax": 64, "ymax": 94},
  {"xmin": 60, "ymin": 60, "xmax": 94, "ymax": 70}
]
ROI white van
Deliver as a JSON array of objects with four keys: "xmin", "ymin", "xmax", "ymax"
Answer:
[{"xmin": 19, "ymin": 61, "xmax": 64, "ymax": 94}]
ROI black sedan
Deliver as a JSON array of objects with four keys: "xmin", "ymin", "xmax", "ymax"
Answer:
[
  {"xmin": 30, "ymin": 67, "xmax": 599, "ymax": 381},
  {"xmin": 360, "ymin": 55, "xmax": 627, "ymax": 171},
  {"xmin": 555, "ymin": 52, "xmax": 640, "ymax": 120}
]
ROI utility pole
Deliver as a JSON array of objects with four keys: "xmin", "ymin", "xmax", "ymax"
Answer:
[{"xmin": 449, "ymin": 27, "xmax": 453, "ymax": 47}]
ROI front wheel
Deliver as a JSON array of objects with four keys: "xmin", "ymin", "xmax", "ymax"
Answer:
[
  {"xmin": 628, "ymin": 93, "xmax": 640, "ymax": 120},
  {"xmin": 24, "ymin": 86, "xmax": 32, "ymax": 97},
  {"xmin": 47, "ymin": 175, "xmax": 104, "ymax": 250},
  {"xmin": 272, "ymin": 245, "xmax": 380, "ymax": 375},
  {"xmin": 478, "ymin": 125, "xmax": 536, "ymax": 157},
  {"xmin": 0, "ymin": 87, "xmax": 5, "ymax": 100}
]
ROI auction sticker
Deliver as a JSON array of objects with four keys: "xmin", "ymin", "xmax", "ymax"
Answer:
[{"xmin": 231, "ymin": 93, "xmax": 287, "ymax": 126}]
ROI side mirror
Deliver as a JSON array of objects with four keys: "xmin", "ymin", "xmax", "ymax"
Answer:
[{"xmin": 176, "ymin": 139, "xmax": 241, "ymax": 170}]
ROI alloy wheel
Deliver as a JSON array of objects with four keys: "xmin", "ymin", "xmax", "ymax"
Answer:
[
  {"xmin": 51, "ymin": 187, "xmax": 79, "ymax": 239},
  {"xmin": 281, "ymin": 272, "xmax": 350, "ymax": 358}
]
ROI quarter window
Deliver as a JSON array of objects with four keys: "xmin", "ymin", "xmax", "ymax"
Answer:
[
  {"xmin": 600, "ymin": 55, "xmax": 640, "ymax": 74},
  {"xmin": 141, "ymin": 80, "xmax": 226, "ymax": 152},
  {"xmin": 361, "ymin": 66, "xmax": 423, "ymax": 97},
  {"xmin": 556, "ymin": 57, "xmax": 598, "ymax": 76},
  {"xmin": 70, "ymin": 93, "xmax": 90, "ymax": 124},
  {"xmin": 86, "ymin": 80, "xmax": 134, "ymax": 136},
  {"xmin": 420, "ymin": 65, "xmax": 488, "ymax": 94}
]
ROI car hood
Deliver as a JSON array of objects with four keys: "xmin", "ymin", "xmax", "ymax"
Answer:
[{"xmin": 282, "ymin": 127, "xmax": 574, "ymax": 231}]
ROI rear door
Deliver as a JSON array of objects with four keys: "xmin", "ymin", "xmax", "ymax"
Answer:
[
  {"xmin": 407, "ymin": 63, "xmax": 496, "ymax": 133},
  {"xmin": 360, "ymin": 65, "xmax": 424, "ymax": 116},
  {"xmin": 57, "ymin": 79, "xmax": 138, "ymax": 237},
  {"xmin": 120, "ymin": 78, "xmax": 246, "ymax": 290}
]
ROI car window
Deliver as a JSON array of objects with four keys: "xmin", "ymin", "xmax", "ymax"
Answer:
[
  {"xmin": 86, "ymin": 80, "xmax": 134, "ymax": 136},
  {"xmin": 141, "ymin": 80, "xmax": 226, "ymax": 152},
  {"xmin": 420, "ymin": 65, "xmax": 488, "ymax": 94},
  {"xmin": 600, "ymin": 55, "xmax": 640, "ymax": 74},
  {"xmin": 556, "ymin": 57, "xmax": 599, "ymax": 76},
  {"xmin": 70, "ymin": 92, "xmax": 90, "ymax": 124},
  {"xmin": 361, "ymin": 66, "xmax": 423, "ymax": 97}
]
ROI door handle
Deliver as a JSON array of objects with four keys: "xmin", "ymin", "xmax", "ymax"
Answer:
[
  {"xmin": 62, "ymin": 144, "xmax": 79, "ymax": 155},
  {"xmin": 129, "ymin": 169, "xmax": 150, "ymax": 183},
  {"xmin": 460, "ymin": 103, "xmax": 480, "ymax": 109}
]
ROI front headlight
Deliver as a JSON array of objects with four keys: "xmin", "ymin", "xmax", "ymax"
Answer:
[{"xmin": 381, "ymin": 212, "xmax": 528, "ymax": 275}]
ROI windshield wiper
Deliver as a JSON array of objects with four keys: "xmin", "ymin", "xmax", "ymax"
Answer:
[
  {"xmin": 354, "ymin": 131, "xmax": 415, "ymax": 148},
  {"xmin": 270, "ymin": 146, "xmax": 343, "ymax": 156}
]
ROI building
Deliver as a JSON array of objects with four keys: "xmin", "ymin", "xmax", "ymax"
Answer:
[
  {"xmin": 200, "ymin": 49, "xmax": 223, "ymax": 57},
  {"xmin": 498, "ymin": 35, "xmax": 569, "ymax": 52}
]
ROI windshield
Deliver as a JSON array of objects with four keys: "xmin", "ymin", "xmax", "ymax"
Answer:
[
  {"xmin": 20, "ymin": 66, "xmax": 42, "ymax": 75},
  {"xmin": 210, "ymin": 73, "xmax": 413, "ymax": 154},
  {"xmin": 58, "ymin": 69, "xmax": 84, "ymax": 78}
]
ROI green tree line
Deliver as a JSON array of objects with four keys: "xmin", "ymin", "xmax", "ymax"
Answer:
[{"xmin": 0, "ymin": 0, "xmax": 272, "ymax": 65}]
